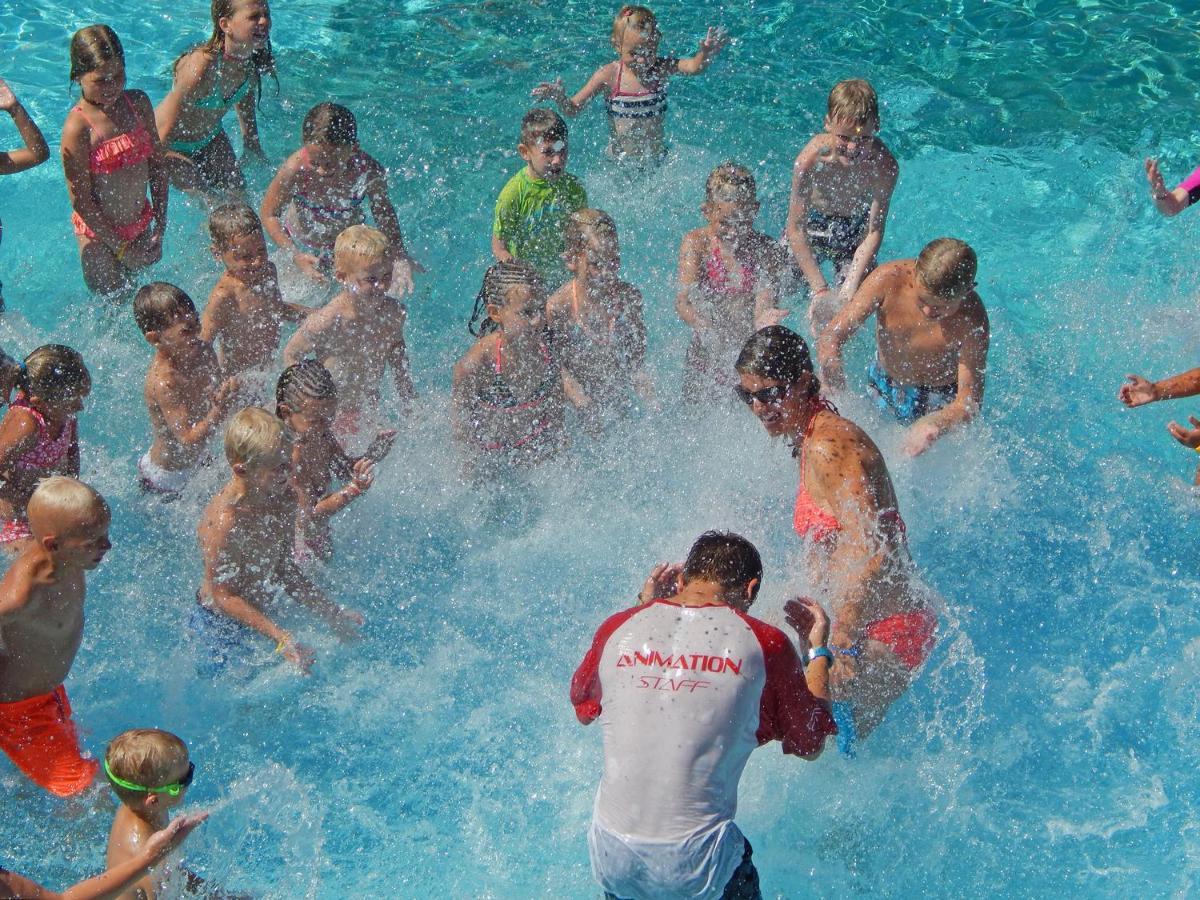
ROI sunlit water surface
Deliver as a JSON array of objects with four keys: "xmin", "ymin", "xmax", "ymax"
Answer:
[{"xmin": 2, "ymin": 0, "xmax": 1199, "ymax": 896}]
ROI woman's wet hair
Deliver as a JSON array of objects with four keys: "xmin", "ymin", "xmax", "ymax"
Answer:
[
  {"xmin": 173, "ymin": 0, "xmax": 277, "ymax": 103},
  {"xmin": 133, "ymin": 282, "xmax": 197, "ymax": 335},
  {"xmin": 682, "ymin": 531, "xmax": 763, "ymax": 599},
  {"xmin": 303, "ymin": 102, "xmax": 357, "ymax": 145},
  {"xmin": 276, "ymin": 360, "xmax": 337, "ymax": 416},
  {"xmin": 70, "ymin": 25, "xmax": 124, "ymax": 82},
  {"xmin": 468, "ymin": 260, "xmax": 544, "ymax": 336},
  {"xmin": 14, "ymin": 345, "xmax": 91, "ymax": 403},
  {"xmin": 735, "ymin": 326, "xmax": 817, "ymax": 395}
]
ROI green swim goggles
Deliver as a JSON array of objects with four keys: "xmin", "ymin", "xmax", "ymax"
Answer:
[{"xmin": 103, "ymin": 758, "xmax": 195, "ymax": 797}]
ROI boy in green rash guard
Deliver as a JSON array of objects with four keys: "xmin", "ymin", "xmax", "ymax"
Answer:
[{"xmin": 491, "ymin": 108, "xmax": 587, "ymax": 289}]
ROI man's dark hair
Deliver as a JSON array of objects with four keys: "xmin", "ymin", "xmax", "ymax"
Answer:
[{"xmin": 682, "ymin": 531, "xmax": 763, "ymax": 597}]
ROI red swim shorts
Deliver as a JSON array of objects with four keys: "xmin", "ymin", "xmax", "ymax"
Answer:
[
  {"xmin": 0, "ymin": 685, "xmax": 98, "ymax": 796},
  {"xmin": 864, "ymin": 608, "xmax": 938, "ymax": 670}
]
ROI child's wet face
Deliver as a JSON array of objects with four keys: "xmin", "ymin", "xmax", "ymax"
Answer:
[
  {"xmin": 338, "ymin": 254, "xmax": 394, "ymax": 298},
  {"xmin": 618, "ymin": 18, "xmax": 660, "ymax": 60},
  {"xmin": 572, "ymin": 231, "xmax": 621, "ymax": 279},
  {"xmin": 706, "ymin": 198, "xmax": 758, "ymax": 240},
  {"xmin": 78, "ymin": 60, "xmax": 126, "ymax": 108},
  {"xmin": 218, "ymin": 230, "xmax": 271, "ymax": 280},
  {"xmin": 520, "ymin": 137, "xmax": 567, "ymax": 181},
  {"xmin": 156, "ymin": 307, "xmax": 204, "ymax": 356},
  {"xmin": 492, "ymin": 285, "xmax": 545, "ymax": 334},
  {"xmin": 222, "ymin": 0, "xmax": 272, "ymax": 48},
  {"xmin": 58, "ymin": 508, "xmax": 112, "ymax": 570},
  {"xmin": 824, "ymin": 117, "xmax": 875, "ymax": 162},
  {"xmin": 915, "ymin": 273, "xmax": 973, "ymax": 321},
  {"xmin": 307, "ymin": 141, "xmax": 357, "ymax": 173},
  {"xmin": 243, "ymin": 445, "xmax": 292, "ymax": 494},
  {"xmin": 284, "ymin": 395, "xmax": 336, "ymax": 435}
]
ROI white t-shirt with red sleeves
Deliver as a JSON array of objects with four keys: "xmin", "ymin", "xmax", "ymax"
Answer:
[{"xmin": 571, "ymin": 598, "xmax": 836, "ymax": 900}]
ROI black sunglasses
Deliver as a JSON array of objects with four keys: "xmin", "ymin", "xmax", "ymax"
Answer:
[{"xmin": 733, "ymin": 384, "xmax": 790, "ymax": 406}]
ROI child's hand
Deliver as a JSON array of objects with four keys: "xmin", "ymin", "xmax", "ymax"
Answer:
[
  {"xmin": 278, "ymin": 638, "xmax": 315, "ymax": 673},
  {"xmin": 294, "ymin": 252, "xmax": 326, "ymax": 282},
  {"xmin": 391, "ymin": 256, "xmax": 416, "ymax": 297},
  {"xmin": 638, "ymin": 562, "xmax": 682, "ymax": 604},
  {"xmin": 1167, "ymin": 415, "xmax": 1200, "ymax": 449},
  {"xmin": 212, "ymin": 376, "xmax": 241, "ymax": 413},
  {"xmin": 903, "ymin": 419, "xmax": 941, "ymax": 457},
  {"xmin": 1145, "ymin": 158, "xmax": 1167, "ymax": 198},
  {"xmin": 146, "ymin": 811, "xmax": 210, "ymax": 862},
  {"xmin": 333, "ymin": 607, "xmax": 365, "ymax": 640},
  {"xmin": 0, "ymin": 79, "xmax": 18, "ymax": 112},
  {"xmin": 784, "ymin": 596, "xmax": 830, "ymax": 656},
  {"xmin": 532, "ymin": 78, "xmax": 567, "ymax": 103},
  {"xmin": 699, "ymin": 26, "xmax": 730, "ymax": 56},
  {"xmin": 348, "ymin": 457, "xmax": 375, "ymax": 494},
  {"xmin": 1119, "ymin": 374, "xmax": 1159, "ymax": 408},
  {"xmin": 363, "ymin": 429, "xmax": 398, "ymax": 463}
]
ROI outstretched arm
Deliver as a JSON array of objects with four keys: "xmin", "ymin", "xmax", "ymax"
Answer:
[
  {"xmin": 1119, "ymin": 367, "xmax": 1200, "ymax": 407},
  {"xmin": 817, "ymin": 267, "xmax": 887, "ymax": 390},
  {"xmin": 531, "ymin": 65, "xmax": 611, "ymax": 117},
  {"xmin": 0, "ymin": 79, "xmax": 50, "ymax": 175},
  {"xmin": 836, "ymin": 158, "xmax": 898, "ymax": 303},
  {"xmin": 676, "ymin": 27, "xmax": 730, "ymax": 75},
  {"xmin": 784, "ymin": 148, "xmax": 833, "ymax": 302},
  {"xmin": 1146, "ymin": 158, "xmax": 1194, "ymax": 217},
  {"xmin": 904, "ymin": 301, "xmax": 989, "ymax": 457}
]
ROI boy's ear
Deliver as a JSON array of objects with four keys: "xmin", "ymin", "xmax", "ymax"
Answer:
[
  {"xmin": 231, "ymin": 461, "xmax": 247, "ymax": 477},
  {"xmin": 144, "ymin": 330, "xmax": 161, "ymax": 347},
  {"xmin": 210, "ymin": 243, "xmax": 223, "ymax": 261},
  {"xmin": 40, "ymin": 535, "xmax": 59, "ymax": 553},
  {"xmin": 516, "ymin": 142, "xmax": 532, "ymax": 162}
]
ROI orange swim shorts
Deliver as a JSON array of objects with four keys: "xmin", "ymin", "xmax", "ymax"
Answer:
[{"xmin": 0, "ymin": 685, "xmax": 98, "ymax": 796}]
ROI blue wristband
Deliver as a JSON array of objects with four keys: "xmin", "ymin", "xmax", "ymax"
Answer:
[{"xmin": 807, "ymin": 646, "xmax": 833, "ymax": 664}]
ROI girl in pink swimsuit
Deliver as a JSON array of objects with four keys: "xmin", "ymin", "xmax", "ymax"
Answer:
[
  {"xmin": 60, "ymin": 25, "xmax": 167, "ymax": 296},
  {"xmin": 676, "ymin": 163, "xmax": 788, "ymax": 403},
  {"xmin": 734, "ymin": 325, "xmax": 937, "ymax": 752},
  {"xmin": 0, "ymin": 346, "xmax": 91, "ymax": 552}
]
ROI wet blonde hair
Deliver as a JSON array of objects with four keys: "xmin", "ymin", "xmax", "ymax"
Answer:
[
  {"xmin": 27, "ymin": 477, "xmax": 108, "ymax": 536},
  {"xmin": 14, "ymin": 345, "xmax": 91, "ymax": 404},
  {"xmin": 333, "ymin": 225, "xmax": 392, "ymax": 270},
  {"xmin": 827, "ymin": 79, "xmax": 879, "ymax": 130},
  {"xmin": 915, "ymin": 238, "xmax": 977, "ymax": 297},
  {"xmin": 611, "ymin": 5, "xmax": 659, "ymax": 48},
  {"xmin": 104, "ymin": 729, "xmax": 188, "ymax": 804},
  {"xmin": 225, "ymin": 406, "xmax": 287, "ymax": 467},
  {"xmin": 705, "ymin": 162, "xmax": 757, "ymax": 205},
  {"xmin": 565, "ymin": 208, "xmax": 619, "ymax": 259}
]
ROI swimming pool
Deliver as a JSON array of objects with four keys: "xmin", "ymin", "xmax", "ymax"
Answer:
[{"xmin": 2, "ymin": 0, "xmax": 1199, "ymax": 895}]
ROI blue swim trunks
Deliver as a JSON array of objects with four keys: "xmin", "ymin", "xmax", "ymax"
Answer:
[
  {"xmin": 188, "ymin": 600, "xmax": 259, "ymax": 677},
  {"xmin": 866, "ymin": 357, "xmax": 956, "ymax": 426}
]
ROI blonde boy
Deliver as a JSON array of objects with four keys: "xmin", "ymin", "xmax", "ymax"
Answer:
[
  {"xmin": 818, "ymin": 237, "xmax": 990, "ymax": 457},
  {"xmin": 0, "ymin": 477, "xmax": 110, "ymax": 796},
  {"xmin": 195, "ymin": 408, "xmax": 362, "ymax": 673},
  {"xmin": 491, "ymin": 108, "xmax": 587, "ymax": 288},
  {"xmin": 104, "ymin": 728, "xmax": 196, "ymax": 900},
  {"xmin": 202, "ymin": 203, "xmax": 309, "ymax": 383},
  {"xmin": 282, "ymin": 226, "xmax": 414, "ymax": 436},
  {"xmin": 785, "ymin": 79, "xmax": 899, "ymax": 335},
  {"xmin": 135, "ymin": 282, "xmax": 239, "ymax": 498}
]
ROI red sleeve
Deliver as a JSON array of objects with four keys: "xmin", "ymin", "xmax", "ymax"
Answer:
[
  {"xmin": 740, "ymin": 614, "xmax": 836, "ymax": 756},
  {"xmin": 570, "ymin": 604, "xmax": 645, "ymax": 725}
]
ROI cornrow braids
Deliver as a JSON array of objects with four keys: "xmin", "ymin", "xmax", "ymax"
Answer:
[{"xmin": 275, "ymin": 360, "xmax": 337, "ymax": 415}]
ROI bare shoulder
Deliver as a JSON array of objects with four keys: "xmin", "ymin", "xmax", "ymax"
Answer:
[
  {"xmin": 545, "ymin": 282, "xmax": 572, "ymax": 319},
  {"xmin": 953, "ymin": 293, "xmax": 990, "ymax": 336},
  {"xmin": 680, "ymin": 227, "xmax": 708, "ymax": 253},
  {"xmin": 197, "ymin": 492, "xmax": 236, "ymax": 550},
  {"xmin": 126, "ymin": 89, "xmax": 156, "ymax": 121},
  {"xmin": 808, "ymin": 413, "xmax": 880, "ymax": 474},
  {"xmin": 174, "ymin": 47, "xmax": 217, "ymax": 89},
  {"xmin": 794, "ymin": 133, "xmax": 830, "ymax": 170},
  {"xmin": 454, "ymin": 335, "xmax": 495, "ymax": 383},
  {"xmin": 869, "ymin": 138, "xmax": 899, "ymax": 180}
]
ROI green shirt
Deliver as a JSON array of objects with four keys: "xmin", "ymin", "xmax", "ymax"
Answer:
[{"xmin": 492, "ymin": 167, "xmax": 587, "ymax": 285}]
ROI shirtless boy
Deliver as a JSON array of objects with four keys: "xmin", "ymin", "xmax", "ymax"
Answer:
[
  {"xmin": 135, "ymin": 282, "xmax": 239, "ymax": 498},
  {"xmin": 785, "ymin": 79, "xmax": 898, "ymax": 335},
  {"xmin": 103, "ymin": 728, "xmax": 199, "ymax": 900},
  {"xmin": 818, "ymin": 237, "xmax": 989, "ymax": 457},
  {"xmin": 202, "ymin": 203, "xmax": 308, "ymax": 384},
  {"xmin": 0, "ymin": 477, "xmax": 110, "ymax": 796},
  {"xmin": 195, "ymin": 407, "xmax": 362, "ymax": 673},
  {"xmin": 282, "ymin": 225, "xmax": 414, "ymax": 436}
]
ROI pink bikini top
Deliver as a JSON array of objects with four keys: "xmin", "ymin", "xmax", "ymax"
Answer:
[
  {"xmin": 9, "ymin": 397, "xmax": 76, "ymax": 471},
  {"xmin": 703, "ymin": 236, "xmax": 756, "ymax": 295},
  {"xmin": 75, "ymin": 94, "xmax": 154, "ymax": 176}
]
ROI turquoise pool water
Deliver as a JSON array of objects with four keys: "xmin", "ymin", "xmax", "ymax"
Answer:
[{"xmin": 3, "ymin": 0, "xmax": 1200, "ymax": 895}]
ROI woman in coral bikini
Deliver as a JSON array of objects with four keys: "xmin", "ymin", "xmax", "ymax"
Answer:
[
  {"xmin": 677, "ymin": 162, "xmax": 787, "ymax": 403},
  {"xmin": 734, "ymin": 325, "xmax": 937, "ymax": 755},
  {"xmin": 61, "ymin": 25, "xmax": 167, "ymax": 296}
]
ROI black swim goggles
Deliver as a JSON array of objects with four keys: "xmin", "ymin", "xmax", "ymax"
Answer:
[{"xmin": 733, "ymin": 384, "xmax": 790, "ymax": 406}]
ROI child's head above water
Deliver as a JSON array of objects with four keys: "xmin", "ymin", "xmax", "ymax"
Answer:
[
  {"xmin": 915, "ymin": 237, "xmax": 977, "ymax": 313},
  {"xmin": 565, "ymin": 209, "xmax": 621, "ymax": 277},
  {"xmin": 104, "ymin": 728, "xmax": 192, "ymax": 810},
  {"xmin": 826, "ymin": 78, "xmax": 880, "ymax": 135},
  {"xmin": 134, "ymin": 282, "xmax": 199, "ymax": 340},
  {"xmin": 13, "ymin": 345, "xmax": 91, "ymax": 413},
  {"xmin": 303, "ymin": 101, "xmax": 357, "ymax": 146},
  {"xmin": 518, "ymin": 108, "xmax": 568, "ymax": 181},
  {"xmin": 611, "ymin": 5, "xmax": 660, "ymax": 57},
  {"xmin": 69, "ymin": 25, "xmax": 125, "ymax": 105},
  {"xmin": 334, "ymin": 225, "xmax": 394, "ymax": 296},
  {"xmin": 209, "ymin": 203, "xmax": 270, "ymax": 278},
  {"xmin": 27, "ymin": 477, "xmax": 111, "ymax": 569},
  {"xmin": 469, "ymin": 260, "xmax": 545, "ymax": 336},
  {"xmin": 206, "ymin": 0, "xmax": 274, "ymax": 78},
  {"xmin": 275, "ymin": 360, "xmax": 337, "ymax": 433},
  {"xmin": 225, "ymin": 405, "xmax": 288, "ymax": 466},
  {"xmin": 703, "ymin": 162, "xmax": 759, "ymax": 235}
]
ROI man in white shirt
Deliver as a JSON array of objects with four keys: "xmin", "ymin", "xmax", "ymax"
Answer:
[{"xmin": 571, "ymin": 531, "xmax": 836, "ymax": 900}]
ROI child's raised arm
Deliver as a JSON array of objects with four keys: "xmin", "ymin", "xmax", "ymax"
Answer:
[
  {"xmin": 148, "ymin": 374, "xmax": 238, "ymax": 449},
  {"xmin": 387, "ymin": 318, "xmax": 415, "ymax": 406},
  {"xmin": 816, "ymin": 266, "xmax": 889, "ymax": 391},
  {"xmin": 261, "ymin": 152, "xmax": 326, "ymax": 280},
  {"xmin": 153, "ymin": 52, "xmax": 212, "ymax": 145},
  {"xmin": 362, "ymin": 160, "xmax": 422, "ymax": 295},
  {"xmin": 0, "ymin": 78, "xmax": 50, "ymax": 175},
  {"xmin": 675, "ymin": 27, "xmax": 729, "ymax": 75},
  {"xmin": 532, "ymin": 64, "xmax": 615, "ymax": 117}
]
